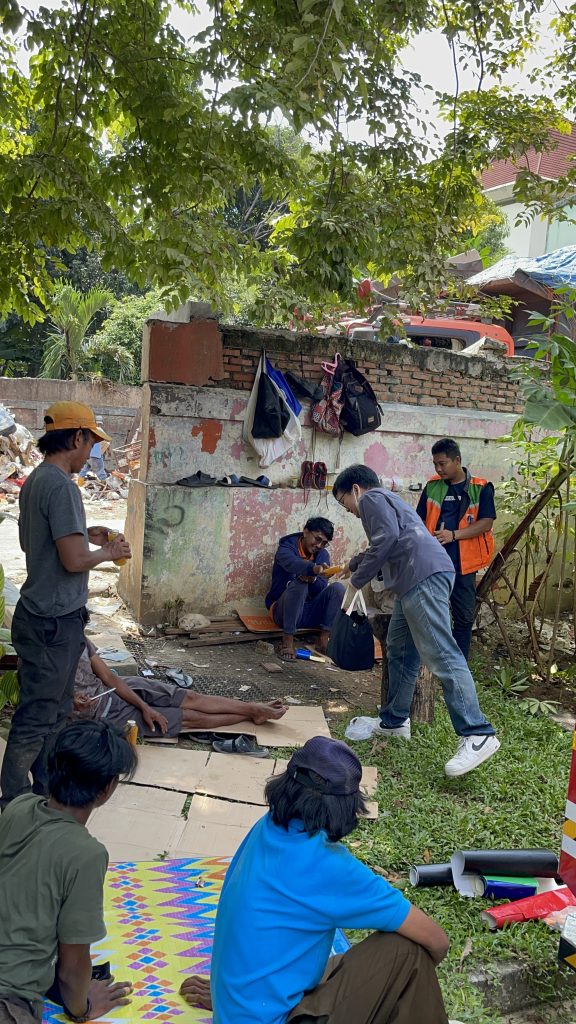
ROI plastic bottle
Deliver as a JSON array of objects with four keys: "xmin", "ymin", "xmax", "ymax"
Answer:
[
  {"xmin": 108, "ymin": 530, "xmax": 128, "ymax": 566},
  {"xmin": 125, "ymin": 720, "xmax": 138, "ymax": 748}
]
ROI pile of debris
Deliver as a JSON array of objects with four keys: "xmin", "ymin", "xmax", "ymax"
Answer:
[
  {"xmin": 0, "ymin": 405, "xmax": 41, "ymax": 502},
  {"xmin": 78, "ymin": 471, "xmax": 130, "ymax": 502},
  {"xmin": 156, "ymin": 612, "xmax": 314, "ymax": 649}
]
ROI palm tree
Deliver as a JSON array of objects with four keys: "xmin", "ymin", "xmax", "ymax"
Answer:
[{"xmin": 39, "ymin": 281, "xmax": 114, "ymax": 379}]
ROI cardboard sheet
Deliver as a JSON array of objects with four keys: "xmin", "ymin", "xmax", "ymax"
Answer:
[
  {"xmin": 89, "ymin": 804, "xmax": 187, "ymax": 862},
  {"xmin": 175, "ymin": 795, "xmax": 264, "ymax": 856},
  {"xmin": 196, "ymin": 752, "xmax": 273, "ymax": 805},
  {"xmin": 191, "ymin": 704, "xmax": 331, "ymax": 747},
  {"xmin": 131, "ymin": 746, "xmax": 209, "ymax": 790},
  {"xmin": 103, "ymin": 783, "xmax": 187, "ymax": 816}
]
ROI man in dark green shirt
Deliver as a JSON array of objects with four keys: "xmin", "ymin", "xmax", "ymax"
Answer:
[{"xmin": 0, "ymin": 720, "xmax": 136, "ymax": 1024}]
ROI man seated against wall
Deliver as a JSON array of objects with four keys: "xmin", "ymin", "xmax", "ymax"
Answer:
[
  {"xmin": 265, "ymin": 517, "xmax": 346, "ymax": 661},
  {"xmin": 179, "ymin": 736, "xmax": 456, "ymax": 1024},
  {"xmin": 74, "ymin": 639, "xmax": 287, "ymax": 736}
]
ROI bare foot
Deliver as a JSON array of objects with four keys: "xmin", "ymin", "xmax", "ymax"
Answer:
[
  {"xmin": 180, "ymin": 976, "xmax": 212, "ymax": 1010},
  {"xmin": 279, "ymin": 635, "xmax": 295, "ymax": 661},
  {"xmin": 251, "ymin": 700, "xmax": 288, "ymax": 725}
]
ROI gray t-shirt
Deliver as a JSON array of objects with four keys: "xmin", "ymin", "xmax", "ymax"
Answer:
[
  {"xmin": 19, "ymin": 462, "xmax": 88, "ymax": 617},
  {"xmin": 350, "ymin": 488, "xmax": 455, "ymax": 598}
]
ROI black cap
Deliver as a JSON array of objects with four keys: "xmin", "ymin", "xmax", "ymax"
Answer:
[{"xmin": 287, "ymin": 736, "xmax": 362, "ymax": 796}]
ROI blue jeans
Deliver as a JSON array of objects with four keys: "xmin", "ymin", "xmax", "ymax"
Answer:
[
  {"xmin": 273, "ymin": 580, "xmax": 345, "ymax": 636},
  {"xmin": 381, "ymin": 572, "xmax": 494, "ymax": 737}
]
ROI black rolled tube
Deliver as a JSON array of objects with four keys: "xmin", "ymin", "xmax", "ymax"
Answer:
[
  {"xmin": 452, "ymin": 849, "xmax": 558, "ymax": 879},
  {"xmin": 409, "ymin": 863, "xmax": 453, "ymax": 888}
]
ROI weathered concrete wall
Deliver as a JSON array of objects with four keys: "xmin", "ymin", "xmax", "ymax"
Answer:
[
  {"xmin": 118, "ymin": 317, "xmax": 523, "ymax": 622},
  {"xmin": 0, "ymin": 377, "xmax": 141, "ymax": 447}
]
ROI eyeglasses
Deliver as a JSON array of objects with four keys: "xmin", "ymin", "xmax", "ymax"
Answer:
[{"xmin": 310, "ymin": 533, "xmax": 330, "ymax": 547}]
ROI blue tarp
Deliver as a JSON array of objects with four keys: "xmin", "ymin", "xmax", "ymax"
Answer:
[{"xmin": 468, "ymin": 245, "xmax": 576, "ymax": 291}]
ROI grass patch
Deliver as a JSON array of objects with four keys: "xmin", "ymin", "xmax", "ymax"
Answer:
[{"xmin": 329, "ymin": 661, "xmax": 574, "ymax": 1023}]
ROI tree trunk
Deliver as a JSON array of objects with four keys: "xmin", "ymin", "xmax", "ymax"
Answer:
[{"xmin": 371, "ymin": 613, "xmax": 436, "ymax": 725}]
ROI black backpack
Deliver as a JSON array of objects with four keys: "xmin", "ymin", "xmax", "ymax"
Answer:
[{"xmin": 338, "ymin": 358, "xmax": 382, "ymax": 436}]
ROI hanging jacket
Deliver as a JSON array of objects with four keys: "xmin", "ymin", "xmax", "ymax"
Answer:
[{"xmin": 422, "ymin": 471, "xmax": 495, "ymax": 574}]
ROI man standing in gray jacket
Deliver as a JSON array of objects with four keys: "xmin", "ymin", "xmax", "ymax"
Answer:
[{"xmin": 333, "ymin": 465, "xmax": 499, "ymax": 778}]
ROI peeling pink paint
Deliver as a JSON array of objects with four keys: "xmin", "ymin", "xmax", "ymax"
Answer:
[
  {"xmin": 231, "ymin": 398, "xmax": 246, "ymax": 418},
  {"xmin": 191, "ymin": 419, "xmax": 222, "ymax": 454},
  {"xmin": 230, "ymin": 440, "xmax": 243, "ymax": 460},
  {"xmin": 225, "ymin": 489, "xmax": 300, "ymax": 601},
  {"xmin": 364, "ymin": 440, "xmax": 392, "ymax": 474}
]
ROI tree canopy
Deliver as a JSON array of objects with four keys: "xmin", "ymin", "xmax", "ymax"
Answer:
[{"xmin": 0, "ymin": 0, "xmax": 573, "ymax": 324}]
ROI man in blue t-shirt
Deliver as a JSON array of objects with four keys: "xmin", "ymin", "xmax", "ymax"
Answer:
[
  {"xmin": 416, "ymin": 438, "xmax": 496, "ymax": 661},
  {"xmin": 180, "ymin": 737, "xmax": 455, "ymax": 1024}
]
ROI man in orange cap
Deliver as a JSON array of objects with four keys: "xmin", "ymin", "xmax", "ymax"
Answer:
[{"xmin": 0, "ymin": 402, "xmax": 132, "ymax": 808}]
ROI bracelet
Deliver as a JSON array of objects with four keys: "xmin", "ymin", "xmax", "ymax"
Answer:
[
  {"xmin": 65, "ymin": 998, "xmax": 92, "ymax": 1023},
  {"xmin": 452, "ymin": 530, "xmax": 456, "ymax": 541}
]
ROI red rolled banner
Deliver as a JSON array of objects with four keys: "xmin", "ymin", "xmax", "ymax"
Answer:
[{"xmin": 481, "ymin": 886, "xmax": 576, "ymax": 930}]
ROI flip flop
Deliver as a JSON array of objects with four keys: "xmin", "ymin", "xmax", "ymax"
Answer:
[
  {"xmin": 212, "ymin": 734, "xmax": 270, "ymax": 758},
  {"xmin": 176, "ymin": 471, "xmax": 217, "ymax": 487},
  {"xmin": 165, "ymin": 668, "xmax": 194, "ymax": 688}
]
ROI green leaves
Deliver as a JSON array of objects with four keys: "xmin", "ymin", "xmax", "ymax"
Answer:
[{"xmin": 0, "ymin": 0, "xmax": 573, "ymax": 321}]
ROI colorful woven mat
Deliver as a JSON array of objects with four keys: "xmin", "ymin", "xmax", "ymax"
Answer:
[{"xmin": 42, "ymin": 857, "xmax": 349, "ymax": 1024}]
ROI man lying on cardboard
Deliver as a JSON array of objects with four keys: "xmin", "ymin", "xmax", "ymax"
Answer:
[{"xmin": 73, "ymin": 639, "xmax": 286, "ymax": 737}]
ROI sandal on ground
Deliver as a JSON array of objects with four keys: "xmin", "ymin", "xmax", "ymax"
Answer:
[{"xmin": 212, "ymin": 734, "xmax": 270, "ymax": 757}]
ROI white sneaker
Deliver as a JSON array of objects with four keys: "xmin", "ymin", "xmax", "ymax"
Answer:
[
  {"xmin": 444, "ymin": 735, "xmax": 500, "ymax": 778},
  {"xmin": 345, "ymin": 716, "xmax": 411, "ymax": 741}
]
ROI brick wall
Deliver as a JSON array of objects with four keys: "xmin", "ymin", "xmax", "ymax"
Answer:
[{"xmin": 216, "ymin": 325, "xmax": 523, "ymax": 414}]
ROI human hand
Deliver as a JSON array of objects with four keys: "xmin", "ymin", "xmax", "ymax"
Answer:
[
  {"xmin": 73, "ymin": 694, "xmax": 91, "ymax": 712},
  {"xmin": 142, "ymin": 707, "xmax": 168, "ymax": 734},
  {"xmin": 180, "ymin": 976, "xmax": 212, "ymax": 1010},
  {"xmin": 434, "ymin": 528, "xmax": 454, "ymax": 546},
  {"xmin": 87, "ymin": 526, "xmax": 112, "ymax": 547},
  {"xmin": 87, "ymin": 978, "xmax": 132, "ymax": 1019},
  {"xmin": 103, "ymin": 536, "xmax": 132, "ymax": 562},
  {"xmin": 335, "ymin": 560, "xmax": 353, "ymax": 580}
]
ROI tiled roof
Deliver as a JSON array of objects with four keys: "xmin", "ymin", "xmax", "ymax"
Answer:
[{"xmin": 481, "ymin": 124, "xmax": 576, "ymax": 188}]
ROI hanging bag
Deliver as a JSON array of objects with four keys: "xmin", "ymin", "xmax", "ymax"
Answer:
[
  {"xmin": 311, "ymin": 358, "xmax": 344, "ymax": 437},
  {"xmin": 339, "ymin": 358, "xmax": 382, "ymax": 436},
  {"xmin": 327, "ymin": 588, "xmax": 375, "ymax": 671}
]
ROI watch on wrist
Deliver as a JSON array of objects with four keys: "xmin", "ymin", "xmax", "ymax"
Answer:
[{"xmin": 65, "ymin": 998, "xmax": 91, "ymax": 1022}]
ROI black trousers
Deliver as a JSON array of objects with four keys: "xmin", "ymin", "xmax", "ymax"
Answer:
[
  {"xmin": 450, "ymin": 572, "xmax": 477, "ymax": 661},
  {"xmin": 0, "ymin": 600, "xmax": 86, "ymax": 807}
]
